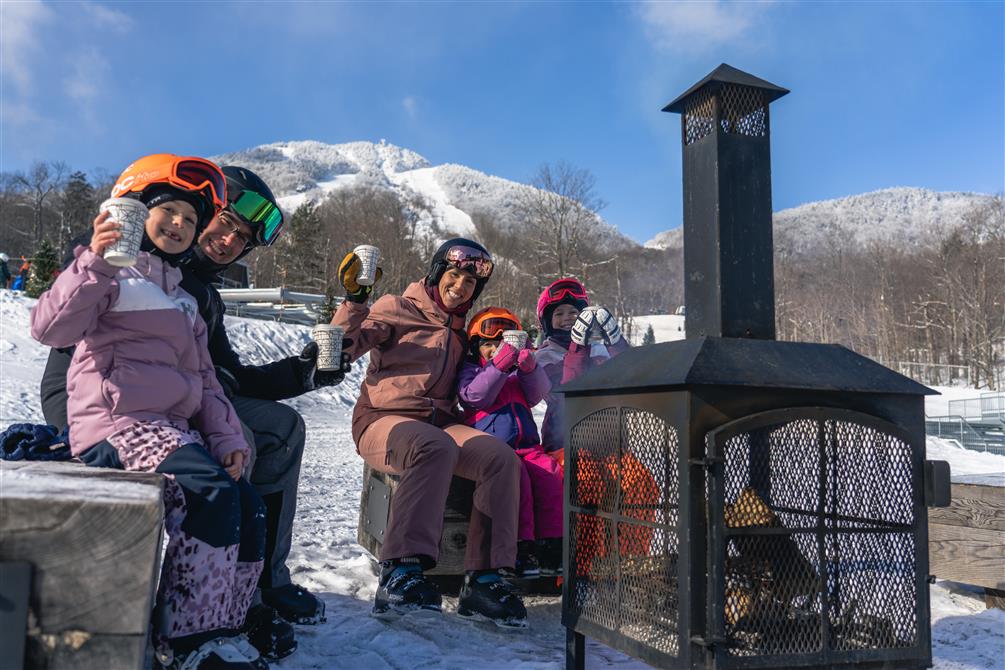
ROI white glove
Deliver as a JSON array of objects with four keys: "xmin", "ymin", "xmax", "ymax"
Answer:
[
  {"xmin": 570, "ymin": 307, "xmax": 600, "ymax": 346},
  {"xmin": 594, "ymin": 307, "xmax": 622, "ymax": 345}
]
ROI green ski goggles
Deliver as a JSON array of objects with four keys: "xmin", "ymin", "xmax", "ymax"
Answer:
[{"xmin": 228, "ymin": 189, "xmax": 284, "ymax": 247}]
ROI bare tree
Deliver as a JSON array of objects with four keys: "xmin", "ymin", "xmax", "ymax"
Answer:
[
  {"xmin": 10, "ymin": 161, "xmax": 68, "ymax": 246},
  {"xmin": 517, "ymin": 161, "xmax": 607, "ymax": 281}
]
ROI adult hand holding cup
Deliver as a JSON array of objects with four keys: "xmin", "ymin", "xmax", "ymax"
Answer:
[
  {"xmin": 501, "ymin": 329, "xmax": 529, "ymax": 350},
  {"xmin": 353, "ymin": 244, "xmax": 381, "ymax": 286},
  {"xmin": 311, "ymin": 323, "xmax": 345, "ymax": 371},
  {"xmin": 98, "ymin": 198, "xmax": 149, "ymax": 267}
]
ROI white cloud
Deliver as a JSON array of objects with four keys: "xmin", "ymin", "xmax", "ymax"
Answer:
[
  {"xmin": 1, "ymin": 0, "xmax": 53, "ymax": 96},
  {"xmin": 635, "ymin": 1, "xmax": 775, "ymax": 54},
  {"xmin": 63, "ymin": 47, "xmax": 110, "ymax": 123},
  {"xmin": 80, "ymin": 2, "xmax": 134, "ymax": 33},
  {"xmin": 402, "ymin": 96, "xmax": 418, "ymax": 119}
]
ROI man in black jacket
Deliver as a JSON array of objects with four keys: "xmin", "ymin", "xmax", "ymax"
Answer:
[{"xmin": 40, "ymin": 166, "xmax": 345, "ymax": 661}]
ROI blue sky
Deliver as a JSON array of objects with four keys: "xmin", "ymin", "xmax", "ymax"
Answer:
[{"xmin": 2, "ymin": 1, "xmax": 1002, "ymax": 244}]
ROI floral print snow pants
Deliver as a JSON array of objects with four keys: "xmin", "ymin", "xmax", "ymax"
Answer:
[{"xmin": 95, "ymin": 421, "xmax": 265, "ymax": 641}]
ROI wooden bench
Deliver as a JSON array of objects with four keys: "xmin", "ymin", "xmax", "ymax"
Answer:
[
  {"xmin": 0, "ymin": 461, "xmax": 164, "ymax": 670},
  {"xmin": 927, "ymin": 473, "xmax": 1005, "ymax": 608}
]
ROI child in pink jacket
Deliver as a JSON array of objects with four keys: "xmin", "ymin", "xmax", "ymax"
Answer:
[
  {"xmin": 30, "ymin": 154, "xmax": 267, "ymax": 670},
  {"xmin": 457, "ymin": 307, "xmax": 563, "ymax": 577}
]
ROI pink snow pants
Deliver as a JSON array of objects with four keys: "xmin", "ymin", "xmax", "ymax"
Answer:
[{"xmin": 515, "ymin": 445, "xmax": 564, "ymax": 541}]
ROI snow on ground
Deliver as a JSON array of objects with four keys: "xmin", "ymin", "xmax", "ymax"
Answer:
[{"xmin": 2, "ymin": 290, "xmax": 1003, "ymax": 669}]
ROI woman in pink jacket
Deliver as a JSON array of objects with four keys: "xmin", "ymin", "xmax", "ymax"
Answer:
[
  {"xmin": 30, "ymin": 155, "xmax": 268, "ymax": 670},
  {"xmin": 334, "ymin": 238, "xmax": 527, "ymax": 629}
]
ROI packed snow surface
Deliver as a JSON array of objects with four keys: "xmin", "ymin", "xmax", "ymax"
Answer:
[{"xmin": 2, "ymin": 290, "xmax": 1002, "ymax": 669}]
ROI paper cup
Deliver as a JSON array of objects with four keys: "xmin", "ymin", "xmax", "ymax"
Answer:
[
  {"xmin": 99, "ymin": 197, "xmax": 149, "ymax": 267},
  {"xmin": 311, "ymin": 324, "xmax": 344, "ymax": 371},
  {"xmin": 353, "ymin": 244, "xmax": 381, "ymax": 286},
  {"xmin": 501, "ymin": 329, "xmax": 528, "ymax": 350}
]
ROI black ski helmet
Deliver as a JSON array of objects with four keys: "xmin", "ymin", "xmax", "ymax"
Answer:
[
  {"xmin": 426, "ymin": 237, "xmax": 493, "ymax": 302},
  {"xmin": 222, "ymin": 165, "xmax": 284, "ymax": 249}
]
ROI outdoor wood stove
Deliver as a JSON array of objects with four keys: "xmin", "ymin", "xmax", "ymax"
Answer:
[{"xmin": 559, "ymin": 65, "xmax": 951, "ymax": 670}]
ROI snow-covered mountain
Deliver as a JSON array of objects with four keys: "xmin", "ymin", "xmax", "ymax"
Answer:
[
  {"xmin": 213, "ymin": 139, "xmax": 634, "ymax": 249},
  {"xmin": 645, "ymin": 188, "xmax": 997, "ymax": 253},
  {"xmin": 215, "ymin": 140, "xmax": 995, "ymax": 261}
]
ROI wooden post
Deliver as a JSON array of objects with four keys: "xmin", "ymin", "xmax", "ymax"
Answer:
[{"xmin": 0, "ymin": 461, "xmax": 164, "ymax": 669}]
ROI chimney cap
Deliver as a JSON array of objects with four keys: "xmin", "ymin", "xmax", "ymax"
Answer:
[{"xmin": 663, "ymin": 63, "xmax": 789, "ymax": 114}]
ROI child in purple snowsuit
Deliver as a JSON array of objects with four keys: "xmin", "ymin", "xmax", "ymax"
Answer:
[
  {"xmin": 457, "ymin": 307, "xmax": 563, "ymax": 577},
  {"xmin": 30, "ymin": 155, "xmax": 267, "ymax": 669}
]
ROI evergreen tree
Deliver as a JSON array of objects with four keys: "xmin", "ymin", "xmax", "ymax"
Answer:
[
  {"xmin": 275, "ymin": 200, "xmax": 327, "ymax": 292},
  {"xmin": 642, "ymin": 323, "xmax": 656, "ymax": 346},
  {"xmin": 25, "ymin": 239, "xmax": 59, "ymax": 298},
  {"xmin": 61, "ymin": 171, "xmax": 96, "ymax": 234},
  {"xmin": 317, "ymin": 285, "xmax": 339, "ymax": 324}
]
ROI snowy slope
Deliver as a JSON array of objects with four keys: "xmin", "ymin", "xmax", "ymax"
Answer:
[
  {"xmin": 645, "ymin": 188, "xmax": 996, "ymax": 253},
  {"xmin": 213, "ymin": 140, "xmax": 637, "ymax": 253},
  {"xmin": 3, "ymin": 290, "xmax": 1003, "ymax": 669}
]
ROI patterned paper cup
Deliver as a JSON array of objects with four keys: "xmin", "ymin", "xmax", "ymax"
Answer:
[
  {"xmin": 99, "ymin": 197, "xmax": 149, "ymax": 267},
  {"xmin": 353, "ymin": 244, "xmax": 381, "ymax": 286},
  {"xmin": 502, "ymin": 330, "xmax": 529, "ymax": 350},
  {"xmin": 311, "ymin": 324, "xmax": 344, "ymax": 371}
]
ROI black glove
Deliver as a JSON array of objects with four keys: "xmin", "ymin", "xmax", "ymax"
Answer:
[
  {"xmin": 215, "ymin": 365, "xmax": 240, "ymax": 399},
  {"xmin": 297, "ymin": 338, "xmax": 354, "ymax": 391}
]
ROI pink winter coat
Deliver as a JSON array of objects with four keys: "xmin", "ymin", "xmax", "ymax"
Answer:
[{"xmin": 30, "ymin": 246, "xmax": 247, "ymax": 461}]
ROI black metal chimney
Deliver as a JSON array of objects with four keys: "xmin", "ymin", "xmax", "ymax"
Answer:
[{"xmin": 663, "ymin": 64, "xmax": 789, "ymax": 340}]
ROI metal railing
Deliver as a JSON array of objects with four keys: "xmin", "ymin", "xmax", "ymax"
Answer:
[
  {"xmin": 217, "ymin": 287, "xmax": 340, "ymax": 326},
  {"xmin": 925, "ymin": 415, "xmax": 1005, "ymax": 456}
]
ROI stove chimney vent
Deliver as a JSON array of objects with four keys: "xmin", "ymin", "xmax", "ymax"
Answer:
[{"xmin": 664, "ymin": 64, "xmax": 789, "ymax": 340}]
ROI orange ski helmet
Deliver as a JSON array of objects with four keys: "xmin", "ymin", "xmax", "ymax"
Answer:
[
  {"xmin": 111, "ymin": 154, "xmax": 226, "ymax": 228},
  {"xmin": 467, "ymin": 306, "xmax": 522, "ymax": 341}
]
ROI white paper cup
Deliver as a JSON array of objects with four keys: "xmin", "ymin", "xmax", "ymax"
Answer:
[
  {"xmin": 501, "ymin": 329, "xmax": 528, "ymax": 350},
  {"xmin": 99, "ymin": 197, "xmax": 149, "ymax": 267},
  {"xmin": 311, "ymin": 324, "xmax": 344, "ymax": 371},
  {"xmin": 353, "ymin": 244, "xmax": 381, "ymax": 286}
]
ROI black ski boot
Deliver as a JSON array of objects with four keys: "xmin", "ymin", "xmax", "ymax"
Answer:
[
  {"xmin": 243, "ymin": 604, "xmax": 297, "ymax": 661},
  {"xmin": 536, "ymin": 538, "xmax": 563, "ymax": 577},
  {"xmin": 261, "ymin": 583, "xmax": 325, "ymax": 625},
  {"xmin": 372, "ymin": 557, "xmax": 442, "ymax": 618},
  {"xmin": 156, "ymin": 635, "xmax": 269, "ymax": 670},
  {"xmin": 515, "ymin": 540, "xmax": 541, "ymax": 579},
  {"xmin": 457, "ymin": 570, "xmax": 528, "ymax": 629}
]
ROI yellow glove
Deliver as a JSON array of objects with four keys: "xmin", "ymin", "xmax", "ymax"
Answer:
[{"xmin": 338, "ymin": 251, "xmax": 382, "ymax": 303}]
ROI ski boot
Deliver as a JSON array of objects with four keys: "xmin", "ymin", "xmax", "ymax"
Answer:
[
  {"xmin": 261, "ymin": 583, "xmax": 326, "ymax": 625},
  {"xmin": 514, "ymin": 540, "xmax": 541, "ymax": 579},
  {"xmin": 156, "ymin": 634, "xmax": 268, "ymax": 670},
  {"xmin": 457, "ymin": 570, "xmax": 528, "ymax": 629},
  {"xmin": 536, "ymin": 537, "xmax": 563, "ymax": 577},
  {"xmin": 242, "ymin": 603, "xmax": 297, "ymax": 661},
  {"xmin": 372, "ymin": 557, "xmax": 442, "ymax": 618}
]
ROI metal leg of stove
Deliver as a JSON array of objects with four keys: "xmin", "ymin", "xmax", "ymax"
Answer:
[{"xmin": 565, "ymin": 627, "xmax": 585, "ymax": 670}]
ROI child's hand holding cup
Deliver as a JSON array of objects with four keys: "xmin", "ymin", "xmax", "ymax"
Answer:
[
  {"xmin": 97, "ymin": 198, "xmax": 149, "ymax": 267},
  {"xmin": 501, "ymin": 329, "xmax": 529, "ymax": 350},
  {"xmin": 353, "ymin": 244, "xmax": 381, "ymax": 286},
  {"xmin": 311, "ymin": 323, "xmax": 345, "ymax": 371}
]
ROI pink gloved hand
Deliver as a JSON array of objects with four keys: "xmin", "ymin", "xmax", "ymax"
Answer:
[
  {"xmin": 492, "ymin": 342, "xmax": 519, "ymax": 372},
  {"xmin": 517, "ymin": 348, "xmax": 536, "ymax": 373}
]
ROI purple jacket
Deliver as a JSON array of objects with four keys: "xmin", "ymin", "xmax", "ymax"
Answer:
[
  {"xmin": 30, "ymin": 246, "xmax": 247, "ymax": 461},
  {"xmin": 457, "ymin": 357, "xmax": 550, "ymax": 450}
]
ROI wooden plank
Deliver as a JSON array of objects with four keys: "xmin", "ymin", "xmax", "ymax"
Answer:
[
  {"xmin": 0, "ymin": 462, "xmax": 163, "ymax": 635},
  {"xmin": 928, "ymin": 522, "xmax": 1005, "ymax": 590},
  {"xmin": 26, "ymin": 632, "xmax": 148, "ymax": 670},
  {"xmin": 928, "ymin": 483, "xmax": 1005, "ymax": 532}
]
